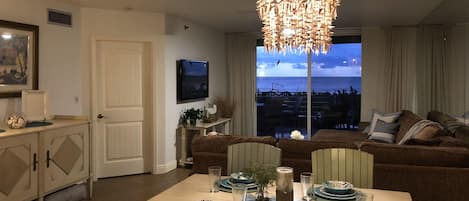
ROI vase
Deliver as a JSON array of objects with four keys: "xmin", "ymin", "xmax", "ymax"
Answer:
[{"xmin": 276, "ymin": 167, "xmax": 294, "ymax": 201}]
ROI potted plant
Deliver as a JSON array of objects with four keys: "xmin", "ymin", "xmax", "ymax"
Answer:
[
  {"xmin": 243, "ymin": 164, "xmax": 277, "ymax": 201},
  {"xmin": 181, "ymin": 108, "xmax": 204, "ymax": 127}
]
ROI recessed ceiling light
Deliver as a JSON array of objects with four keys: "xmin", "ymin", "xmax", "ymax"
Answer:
[{"xmin": 2, "ymin": 34, "xmax": 12, "ymax": 40}]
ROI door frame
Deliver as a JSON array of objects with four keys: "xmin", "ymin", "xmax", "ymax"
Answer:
[{"xmin": 90, "ymin": 36, "xmax": 161, "ymax": 180}]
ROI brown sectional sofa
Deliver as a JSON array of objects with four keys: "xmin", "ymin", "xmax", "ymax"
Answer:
[{"xmin": 191, "ymin": 110, "xmax": 469, "ymax": 201}]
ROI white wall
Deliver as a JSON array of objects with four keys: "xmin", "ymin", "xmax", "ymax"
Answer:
[
  {"xmin": 163, "ymin": 16, "xmax": 227, "ymax": 170},
  {"xmin": 0, "ymin": 3, "xmax": 227, "ymax": 174},
  {"xmin": 80, "ymin": 9, "xmax": 227, "ymax": 173},
  {"xmin": 0, "ymin": 0, "xmax": 82, "ymax": 118}
]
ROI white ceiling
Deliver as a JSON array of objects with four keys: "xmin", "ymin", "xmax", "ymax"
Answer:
[{"xmin": 59, "ymin": 0, "xmax": 469, "ymax": 33}]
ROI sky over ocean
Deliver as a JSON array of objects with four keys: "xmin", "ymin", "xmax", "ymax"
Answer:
[{"xmin": 256, "ymin": 43, "xmax": 362, "ymax": 77}]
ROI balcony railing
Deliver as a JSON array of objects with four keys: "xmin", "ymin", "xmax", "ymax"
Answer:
[{"xmin": 256, "ymin": 89, "xmax": 360, "ymax": 138}]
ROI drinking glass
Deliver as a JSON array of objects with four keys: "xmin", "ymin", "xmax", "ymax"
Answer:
[
  {"xmin": 208, "ymin": 166, "xmax": 222, "ymax": 193},
  {"xmin": 300, "ymin": 172, "xmax": 314, "ymax": 201},
  {"xmin": 232, "ymin": 183, "xmax": 247, "ymax": 201}
]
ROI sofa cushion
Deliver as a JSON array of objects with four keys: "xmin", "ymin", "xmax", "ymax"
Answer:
[
  {"xmin": 437, "ymin": 136, "xmax": 469, "ymax": 149},
  {"xmin": 279, "ymin": 138, "xmax": 359, "ymax": 161},
  {"xmin": 455, "ymin": 125, "xmax": 469, "ymax": 145},
  {"xmin": 312, "ymin": 129, "xmax": 368, "ymax": 143},
  {"xmin": 396, "ymin": 110, "xmax": 424, "ymax": 143},
  {"xmin": 359, "ymin": 141, "xmax": 469, "ymax": 168},
  {"xmin": 404, "ymin": 138, "xmax": 442, "ymax": 146}
]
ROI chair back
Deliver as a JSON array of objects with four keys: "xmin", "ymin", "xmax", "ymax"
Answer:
[
  {"xmin": 312, "ymin": 148, "xmax": 374, "ymax": 188},
  {"xmin": 227, "ymin": 142, "xmax": 281, "ymax": 174}
]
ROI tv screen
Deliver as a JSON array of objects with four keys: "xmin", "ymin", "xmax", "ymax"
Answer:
[{"xmin": 177, "ymin": 60, "xmax": 209, "ymax": 103}]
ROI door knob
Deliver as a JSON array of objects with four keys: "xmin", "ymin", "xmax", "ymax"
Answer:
[{"xmin": 97, "ymin": 114, "xmax": 104, "ymax": 119}]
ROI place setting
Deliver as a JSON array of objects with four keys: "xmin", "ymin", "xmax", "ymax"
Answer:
[{"xmin": 218, "ymin": 172, "xmax": 259, "ymax": 193}]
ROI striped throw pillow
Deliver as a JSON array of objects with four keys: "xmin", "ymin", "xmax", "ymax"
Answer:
[{"xmin": 368, "ymin": 119, "xmax": 400, "ymax": 143}]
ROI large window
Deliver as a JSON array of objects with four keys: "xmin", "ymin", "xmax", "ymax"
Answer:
[{"xmin": 256, "ymin": 38, "xmax": 362, "ymax": 138}]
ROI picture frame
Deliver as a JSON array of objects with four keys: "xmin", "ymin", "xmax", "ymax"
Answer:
[
  {"xmin": 21, "ymin": 90, "xmax": 48, "ymax": 121},
  {"xmin": 0, "ymin": 20, "xmax": 39, "ymax": 98}
]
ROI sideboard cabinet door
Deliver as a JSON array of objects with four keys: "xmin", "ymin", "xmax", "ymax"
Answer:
[
  {"xmin": 40, "ymin": 125, "xmax": 89, "ymax": 194},
  {"xmin": 0, "ymin": 134, "xmax": 38, "ymax": 201}
]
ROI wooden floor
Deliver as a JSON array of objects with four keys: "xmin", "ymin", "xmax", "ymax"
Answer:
[{"xmin": 89, "ymin": 168, "xmax": 192, "ymax": 201}]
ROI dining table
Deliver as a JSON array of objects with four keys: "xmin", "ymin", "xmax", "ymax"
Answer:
[{"xmin": 148, "ymin": 174, "xmax": 412, "ymax": 201}]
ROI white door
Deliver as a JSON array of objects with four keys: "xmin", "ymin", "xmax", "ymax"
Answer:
[{"xmin": 95, "ymin": 40, "xmax": 151, "ymax": 178}]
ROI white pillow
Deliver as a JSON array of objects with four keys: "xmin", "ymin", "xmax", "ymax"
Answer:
[{"xmin": 367, "ymin": 110, "xmax": 401, "ymax": 136}]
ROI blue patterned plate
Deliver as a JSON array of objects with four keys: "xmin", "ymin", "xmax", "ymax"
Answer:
[{"xmin": 314, "ymin": 187, "xmax": 356, "ymax": 201}]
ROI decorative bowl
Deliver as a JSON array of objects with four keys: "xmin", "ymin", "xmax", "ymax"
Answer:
[{"xmin": 323, "ymin": 181, "xmax": 354, "ymax": 195}]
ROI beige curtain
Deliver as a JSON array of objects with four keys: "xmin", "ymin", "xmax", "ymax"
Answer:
[
  {"xmin": 416, "ymin": 26, "xmax": 449, "ymax": 117},
  {"xmin": 446, "ymin": 25, "xmax": 469, "ymax": 117},
  {"xmin": 226, "ymin": 33, "xmax": 257, "ymax": 136},
  {"xmin": 384, "ymin": 27, "xmax": 417, "ymax": 112}
]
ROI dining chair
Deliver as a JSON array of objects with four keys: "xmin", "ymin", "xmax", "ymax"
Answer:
[
  {"xmin": 227, "ymin": 142, "xmax": 281, "ymax": 174},
  {"xmin": 312, "ymin": 148, "xmax": 374, "ymax": 188}
]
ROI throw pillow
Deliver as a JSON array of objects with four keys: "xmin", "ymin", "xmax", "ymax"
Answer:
[
  {"xmin": 366, "ymin": 109, "xmax": 401, "ymax": 136},
  {"xmin": 368, "ymin": 119, "xmax": 400, "ymax": 143},
  {"xmin": 413, "ymin": 125, "xmax": 444, "ymax": 140},
  {"xmin": 397, "ymin": 120, "xmax": 443, "ymax": 145}
]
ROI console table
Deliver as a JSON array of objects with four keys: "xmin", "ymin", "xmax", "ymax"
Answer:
[
  {"xmin": 0, "ymin": 116, "xmax": 91, "ymax": 201},
  {"xmin": 179, "ymin": 118, "xmax": 231, "ymax": 166}
]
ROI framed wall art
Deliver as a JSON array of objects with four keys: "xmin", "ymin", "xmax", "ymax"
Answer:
[{"xmin": 0, "ymin": 20, "xmax": 38, "ymax": 98}]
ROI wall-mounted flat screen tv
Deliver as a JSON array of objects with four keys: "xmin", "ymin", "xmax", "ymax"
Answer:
[{"xmin": 177, "ymin": 59, "xmax": 209, "ymax": 103}]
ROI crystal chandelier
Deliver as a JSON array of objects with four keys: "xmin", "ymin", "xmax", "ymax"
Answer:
[{"xmin": 257, "ymin": 0, "xmax": 340, "ymax": 54}]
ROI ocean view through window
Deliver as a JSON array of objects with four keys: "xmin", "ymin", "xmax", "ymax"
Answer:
[{"xmin": 256, "ymin": 43, "xmax": 362, "ymax": 138}]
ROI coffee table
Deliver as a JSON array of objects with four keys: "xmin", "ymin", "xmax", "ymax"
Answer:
[{"xmin": 148, "ymin": 174, "xmax": 412, "ymax": 201}]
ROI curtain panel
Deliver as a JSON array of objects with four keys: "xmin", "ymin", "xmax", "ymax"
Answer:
[
  {"xmin": 416, "ymin": 25, "xmax": 449, "ymax": 117},
  {"xmin": 226, "ymin": 33, "xmax": 258, "ymax": 136},
  {"xmin": 384, "ymin": 27, "xmax": 417, "ymax": 113}
]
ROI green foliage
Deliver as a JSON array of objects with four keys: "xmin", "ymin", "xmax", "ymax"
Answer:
[
  {"xmin": 183, "ymin": 108, "xmax": 204, "ymax": 120},
  {"xmin": 243, "ymin": 163, "xmax": 277, "ymax": 200},
  {"xmin": 180, "ymin": 108, "xmax": 204, "ymax": 126}
]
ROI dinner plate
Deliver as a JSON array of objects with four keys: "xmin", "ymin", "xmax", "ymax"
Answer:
[
  {"xmin": 314, "ymin": 187, "xmax": 356, "ymax": 201},
  {"xmin": 227, "ymin": 179, "xmax": 257, "ymax": 188},
  {"xmin": 218, "ymin": 179, "xmax": 258, "ymax": 193},
  {"xmin": 219, "ymin": 179, "xmax": 257, "ymax": 190},
  {"xmin": 324, "ymin": 181, "xmax": 354, "ymax": 195},
  {"xmin": 318, "ymin": 186, "xmax": 356, "ymax": 198}
]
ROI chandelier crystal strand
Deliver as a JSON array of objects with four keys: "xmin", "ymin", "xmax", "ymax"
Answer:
[{"xmin": 257, "ymin": 0, "xmax": 340, "ymax": 54}]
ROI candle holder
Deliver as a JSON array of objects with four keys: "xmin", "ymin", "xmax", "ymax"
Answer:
[{"xmin": 276, "ymin": 167, "xmax": 294, "ymax": 201}]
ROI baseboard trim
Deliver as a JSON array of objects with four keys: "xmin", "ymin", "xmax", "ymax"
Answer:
[{"xmin": 155, "ymin": 160, "xmax": 177, "ymax": 174}]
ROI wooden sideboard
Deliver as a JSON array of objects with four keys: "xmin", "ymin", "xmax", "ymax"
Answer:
[{"xmin": 0, "ymin": 118, "xmax": 90, "ymax": 201}]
